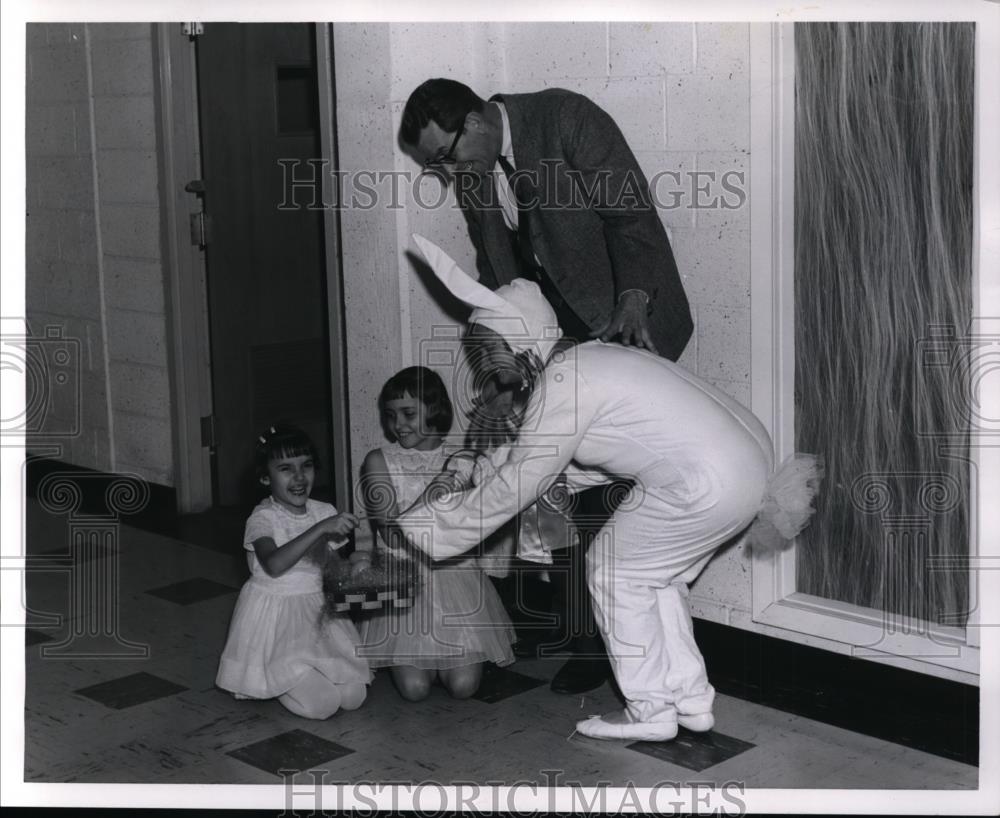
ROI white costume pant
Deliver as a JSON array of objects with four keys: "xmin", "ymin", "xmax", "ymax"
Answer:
[{"xmin": 586, "ymin": 454, "xmax": 768, "ymax": 724}]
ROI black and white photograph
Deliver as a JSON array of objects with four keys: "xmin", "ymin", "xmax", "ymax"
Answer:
[{"xmin": 2, "ymin": 0, "xmax": 998, "ymax": 814}]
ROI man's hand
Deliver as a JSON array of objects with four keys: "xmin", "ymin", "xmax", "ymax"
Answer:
[{"xmin": 591, "ymin": 290, "xmax": 658, "ymax": 353}]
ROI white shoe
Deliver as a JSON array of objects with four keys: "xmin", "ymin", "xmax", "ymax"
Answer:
[
  {"xmin": 576, "ymin": 710, "xmax": 678, "ymax": 742},
  {"xmin": 677, "ymin": 712, "xmax": 714, "ymax": 732}
]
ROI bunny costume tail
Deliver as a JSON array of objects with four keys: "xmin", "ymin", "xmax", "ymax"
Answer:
[{"xmin": 748, "ymin": 454, "xmax": 824, "ymax": 551}]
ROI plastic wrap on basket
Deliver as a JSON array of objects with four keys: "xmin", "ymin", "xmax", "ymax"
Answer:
[{"xmin": 322, "ymin": 545, "xmax": 422, "ymax": 616}]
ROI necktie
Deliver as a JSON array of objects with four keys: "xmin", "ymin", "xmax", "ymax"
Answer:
[
  {"xmin": 496, "ymin": 154, "xmax": 543, "ymax": 278},
  {"xmin": 495, "ymin": 155, "xmax": 590, "ymax": 340}
]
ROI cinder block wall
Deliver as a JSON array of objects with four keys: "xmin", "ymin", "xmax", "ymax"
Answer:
[
  {"xmin": 496, "ymin": 22, "xmax": 752, "ymax": 405},
  {"xmin": 25, "ymin": 23, "xmax": 174, "ymax": 486}
]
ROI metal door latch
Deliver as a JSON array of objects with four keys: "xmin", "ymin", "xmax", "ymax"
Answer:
[
  {"xmin": 190, "ymin": 212, "xmax": 211, "ymax": 249},
  {"xmin": 200, "ymin": 415, "xmax": 217, "ymax": 449}
]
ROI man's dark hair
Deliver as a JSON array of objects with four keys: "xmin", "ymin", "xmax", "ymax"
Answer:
[{"xmin": 400, "ymin": 79, "xmax": 485, "ymax": 145}]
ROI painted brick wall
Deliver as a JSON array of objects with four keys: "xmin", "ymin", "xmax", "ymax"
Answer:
[
  {"xmin": 25, "ymin": 23, "xmax": 174, "ymax": 486},
  {"xmin": 26, "ymin": 23, "xmax": 111, "ymax": 473}
]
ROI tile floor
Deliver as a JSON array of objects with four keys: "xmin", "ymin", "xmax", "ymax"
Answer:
[{"xmin": 17, "ymin": 498, "xmax": 978, "ymax": 789}]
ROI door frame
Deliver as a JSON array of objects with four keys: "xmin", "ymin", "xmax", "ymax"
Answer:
[
  {"xmin": 316, "ymin": 23, "xmax": 352, "ymax": 514},
  {"xmin": 153, "ymin": 23, "xmax": 213, "ymax": 513},
  {"xmin": 747, "ymin": 22, "xmax": 980, "ymax": 684},
  {"xmin": 154, "ymin": 23, "xmax": 352, "ymax": 513}
]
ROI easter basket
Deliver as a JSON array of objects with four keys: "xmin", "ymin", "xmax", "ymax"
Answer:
[{"xmin": 321, "ymin": 546, "xmax": 422, "ymax": 616}]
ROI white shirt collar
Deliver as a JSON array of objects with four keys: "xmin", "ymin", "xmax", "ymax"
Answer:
[
  {"xmin": 492, "ymin": 100, "xmax": 519, "ymax": 230},
  {"xmin": 495, "ymin": 100, "xmax": 514, "ymax": 166}
]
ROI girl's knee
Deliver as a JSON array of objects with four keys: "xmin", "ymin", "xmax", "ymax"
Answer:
[
  {"xmin": 442, "ymin": 665, "xmax": 482, "ymax": 699},
  {"xmin": 392, "ymin": 667, "xmax": 433, "ymax": 702},
  {"xmin": 279, "ymin": 688, "xmax": 342, "ymax": 720},
  {"xmin": 338, "ymin": 682, "xmax": 367, "ymax": 711},
  {"xmin": 304, "ymin": 700, "xmax": 341, "ymax": 720}
]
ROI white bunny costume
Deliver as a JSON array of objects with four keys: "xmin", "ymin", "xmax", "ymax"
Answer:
[{"xmin": 400, "ymin": 235, "xmax": 821, "ymax": 741}]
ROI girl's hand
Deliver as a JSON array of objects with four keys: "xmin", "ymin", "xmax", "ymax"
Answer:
[{"xmin": 322, "ymin": 512, "xmax": 358, "ymax": 540}]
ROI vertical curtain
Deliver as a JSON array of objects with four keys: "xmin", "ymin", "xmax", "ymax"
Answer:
[{"xmin": 794, "ymin": 22, "xmax": 974, "ymax": 625}]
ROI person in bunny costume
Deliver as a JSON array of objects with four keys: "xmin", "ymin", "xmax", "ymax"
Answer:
[{"xmin": 397, "ymin": 235, "xmax": 822, "ymax": 741}]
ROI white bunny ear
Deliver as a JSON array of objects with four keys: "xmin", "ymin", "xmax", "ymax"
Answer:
[{"xmin": 411, "ymin": 233, "xmax": 508, "ymax": 311}]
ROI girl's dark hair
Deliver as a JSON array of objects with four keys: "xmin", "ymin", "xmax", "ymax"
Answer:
[
  {"xmin": 378, "ymin": 366, "xmax": 454, "ymax": 440},
  {"xmin": 400, "ymin": 79, "xmax": 485, "ymax": 145},
  {"xmin": 254, "ymin": 423, "xmax": 319, "ymax": 479}
]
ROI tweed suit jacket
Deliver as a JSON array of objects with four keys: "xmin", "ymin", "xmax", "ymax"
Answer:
[{"xmin": 457, "ymin": 88, "xmax": 693, "ymax": 362}]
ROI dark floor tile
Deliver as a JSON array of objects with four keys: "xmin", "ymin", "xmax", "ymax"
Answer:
[
  {"xmin": 25, "ymin": 628, "xmax": 55, "ymax": 647},
  {"xmin": 473, "ymin": 665, "xmax": 547, "ymax": 703},
  {"xmin": 169, "ymin": 506, "xmax": 252, "ymax": 554},
  {"xmin": 75, "ymin": 671, "xmax": 189, "ymax": 710},
  {"xmin": 145, "ymin": 577, "xmax": 240, "ymax": 605},
  {"xmin": 227, "ymin": 729, "xmax": 354, "ymax": 777},
  {"xmin": 628, "ymin": 728, "xmax": 755, "ymax": 772}
]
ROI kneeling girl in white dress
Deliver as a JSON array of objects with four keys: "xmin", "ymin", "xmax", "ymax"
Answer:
[
  {"xmin": 216, "ymin": 424, "xmax": 373, "ymax": 719},
  {"xmin": 356, "ymin": 366, "xmax": 515, "ymax": 701}
]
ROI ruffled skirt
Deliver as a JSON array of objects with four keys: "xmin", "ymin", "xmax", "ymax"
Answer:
[
  {"xmin": 216, "ymin": 577, "xmax": 372, "ymax": 699},
  {"xmin": 358, "ymin": 561, "xmax": 515, "ymax": 670}
]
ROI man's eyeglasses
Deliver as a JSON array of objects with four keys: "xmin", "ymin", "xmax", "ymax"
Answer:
[{"xmin": 424, "ymin": 127, "xmax": 464, "ymax": 168}]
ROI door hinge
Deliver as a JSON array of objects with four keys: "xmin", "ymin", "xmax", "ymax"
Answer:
[
  {"xmin": 200, "ymin": 415, "xmax": 217, "ymax": 449},
  {"xmin": 190, "ymin": 211, "xmax": 211, "ymax": 248},
  {"xmin": 182, "ymin": 23, "xmax": 204, "ymax": 38}
]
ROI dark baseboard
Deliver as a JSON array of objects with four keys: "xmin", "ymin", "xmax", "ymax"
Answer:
[
  {"xmin": 24, "ymin": 457, "xmax": 979, "ymax": 768},
  {"xmin": 25, "ymin": 455, "xmax": 178, "ymax": 527},
  {"xmin": 693, "ymin": 618, "xmax": 978, "ymax": 767}
]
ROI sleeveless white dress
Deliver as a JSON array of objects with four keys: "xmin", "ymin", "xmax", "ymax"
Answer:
[{"xmin": 358, "ymin": 443, "xmax": 515, "ymax": 670}]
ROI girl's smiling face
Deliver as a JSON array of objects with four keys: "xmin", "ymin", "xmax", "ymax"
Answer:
[
  {"xmin": 383, "ymin": 392, "xmax": 439, "ymax": 450},
  {"xmin": 262, "ymin": 452, "xmax": 314, "ymax": 514}
]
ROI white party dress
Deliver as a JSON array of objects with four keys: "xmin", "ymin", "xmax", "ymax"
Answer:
[
  {"xmin": 216, "ymin": 497, "xmax": 372, "ymax": 699},
  {"xmin": 358, "ymin": 443, "xmax": 515, "ymax": 670}
]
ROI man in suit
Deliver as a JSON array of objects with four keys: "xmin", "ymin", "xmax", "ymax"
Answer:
[{"xmin": 400, "ymin": 78, "xmax": 693, "ymax": 694}]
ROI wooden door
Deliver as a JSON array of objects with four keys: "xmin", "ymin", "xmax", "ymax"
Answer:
[{"xmin": 195, "ymin": 23, "xmax": 333, "ymax": 506}]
